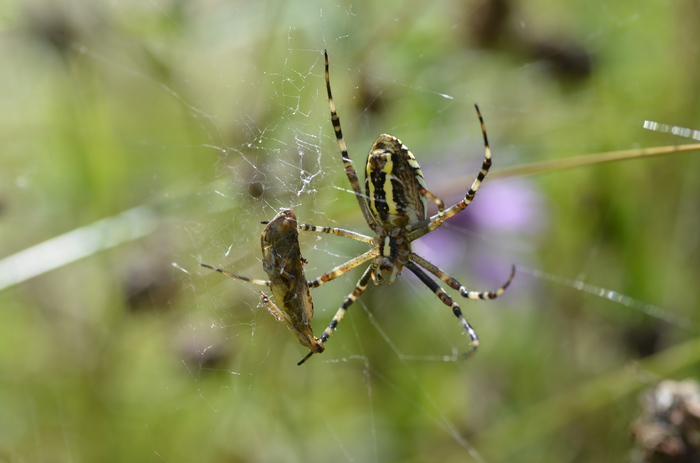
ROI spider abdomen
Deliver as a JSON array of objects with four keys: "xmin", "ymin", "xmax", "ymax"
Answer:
[{"xmin": 365, "ymin": 134, "xmax": 429, "ymax": 229}]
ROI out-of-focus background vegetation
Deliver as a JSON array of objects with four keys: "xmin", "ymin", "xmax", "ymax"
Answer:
[{"xmin": 1, "ymin": 0, "xmax": 699, "ymax": 461}]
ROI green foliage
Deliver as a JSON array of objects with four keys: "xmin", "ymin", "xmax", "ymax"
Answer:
[{"xmin": 1, "ymin": 1, "xmax": 699, "ymax": 462}]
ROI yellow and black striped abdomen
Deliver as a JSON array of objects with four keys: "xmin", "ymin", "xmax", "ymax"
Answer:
[{"xmin": 365, "ymin": 134, "xmax": 429, "ymax": 229}]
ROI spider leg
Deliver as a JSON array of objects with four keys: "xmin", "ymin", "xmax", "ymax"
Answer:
[
  {"xmin": 200, "ymin": 263, "xmax": 270, "ymax": 286},
  {"xmin": 320, "ymin": 265, "xmax": 373, "ymax": 343},
  {"xmin": 298, "ymin": 264, "xmax": 374, "ymax": 365},
  {"xmin": 404, "ymin": 261, "xmax": 480, "ymax": 358},
  {"xmin": 324, "ymin": 50, "xmax": 380, "ymax": 234},
  {"xmin": 306, "ymin": 247, "xmax": 379, "ymax": 288},
  {"xmin": 419, "ymin": 187, "xmax": 445, "ymax": 213},
  {"xmin": 298, "ymin": 223, "xmax": 376, "ymax": 244},
  {"xmin": 409, "ymin": 105, "xmax": 493, "ymax": 241},
  {"xmin": 404, "ymin": 188, "xmax": 445, "ymax": 233},
  {"xmin": 410, "ymin": 254, "xmax": 516, "ymax": 299}
]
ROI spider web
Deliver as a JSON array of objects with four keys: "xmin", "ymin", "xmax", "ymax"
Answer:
[{"xmin": 2, "ymin": 1, "xmax": 700, "ymax": 462}]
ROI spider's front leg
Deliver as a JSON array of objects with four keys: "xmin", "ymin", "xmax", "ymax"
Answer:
[
  {"xmin": 405, "ymin": 261, "xmax": 482, "ymax": 358},
  {"xmin": 410, "ymin": 254, "xmax": 516, "ymax": 300},
  {"xmin": 297, "ymin": 223, "xmax": 375, "ymax": 244},
  {"xmin": 298, "ymin": 265, "xmax": 374, "ymax": 365},
  {"xmin": 305, "ymin": 247, "xmax": 379, "ymax": 289}
]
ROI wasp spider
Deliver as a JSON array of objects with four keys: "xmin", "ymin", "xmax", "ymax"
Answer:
[{"xmin": 294, "ymin": 51, "xmax": 515, "ymax": 365}]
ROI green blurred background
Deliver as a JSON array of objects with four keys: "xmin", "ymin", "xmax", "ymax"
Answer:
[{"xmin": 1, "ymin": 0, "xmax": 700, "ymax": 461}]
